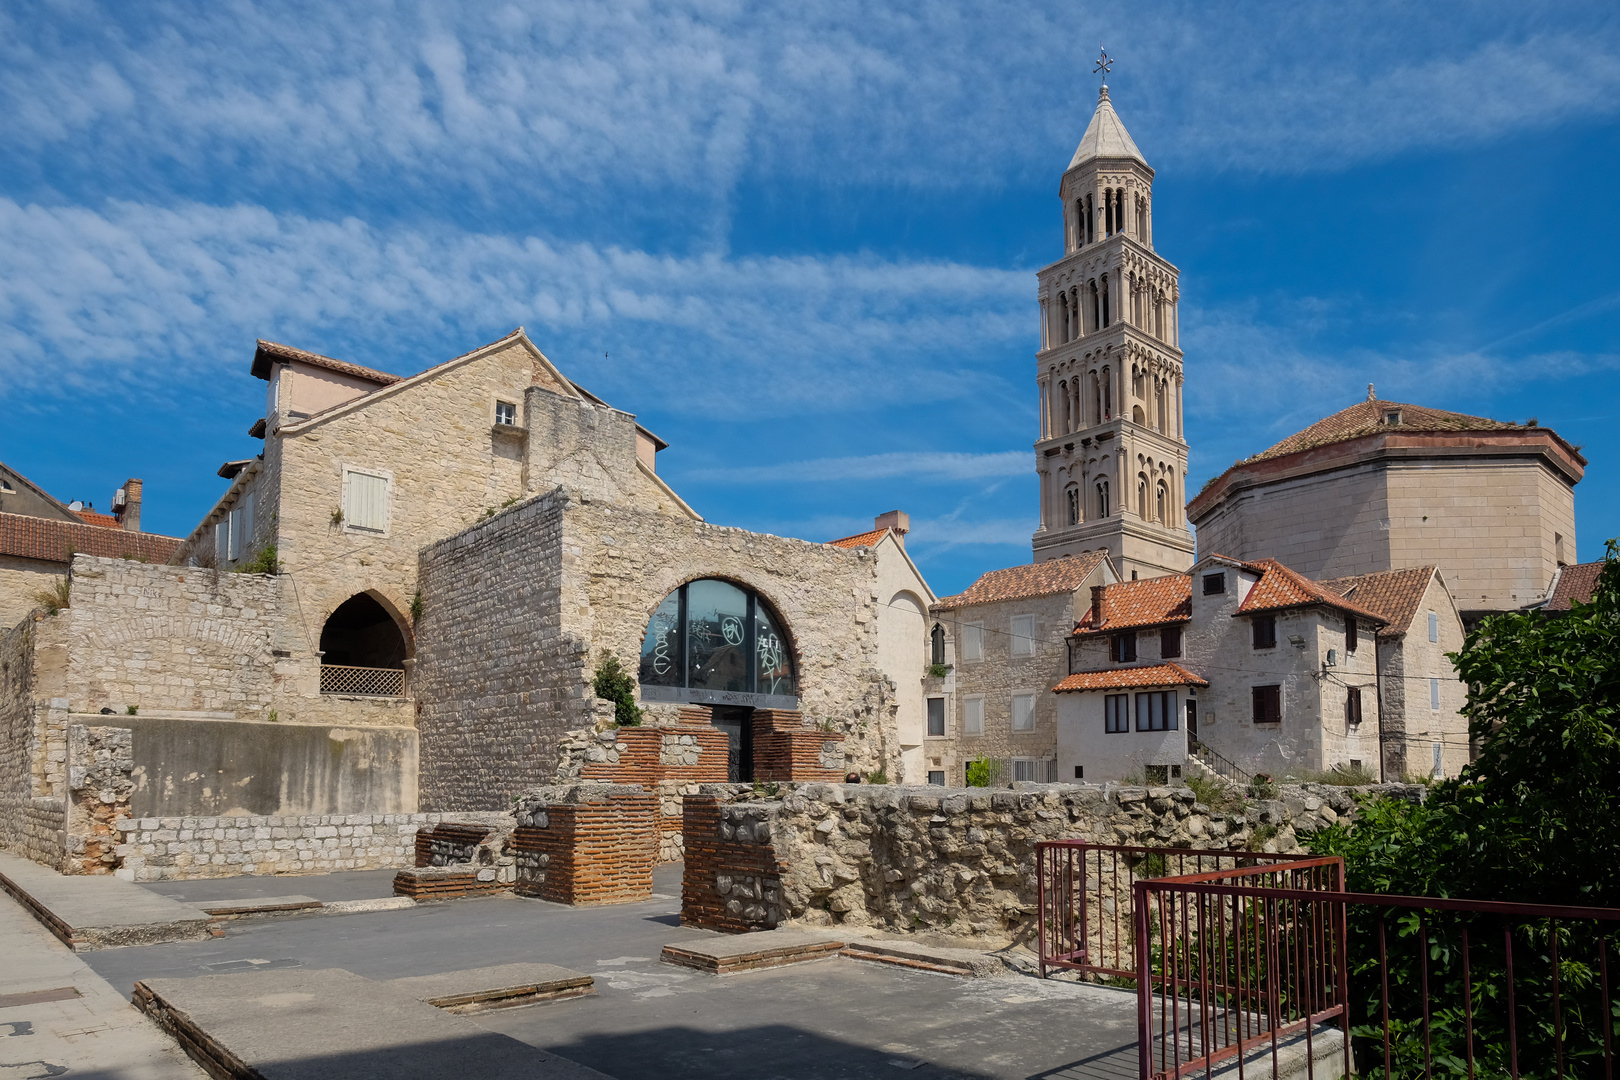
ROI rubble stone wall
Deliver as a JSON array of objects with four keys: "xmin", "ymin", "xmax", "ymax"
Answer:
[
  {"xmin": 64, "ymin": 724, "xmax": 134, "ymax": 874},
  {"xmin": 113, "ymin": 812, "xmax": 440, "ymax": 881},
  {"xmin": 682, "ymin": 780, "xmax": 1423, "ymax": 940},
  {"xmin": 0, "ymin": 612, "xmax": 68, "ymax": 866}
]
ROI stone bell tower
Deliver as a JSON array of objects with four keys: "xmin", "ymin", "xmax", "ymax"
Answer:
[{"xmin": 1031, "ymin": 76, "xmax": 1194, "ymax": 580}]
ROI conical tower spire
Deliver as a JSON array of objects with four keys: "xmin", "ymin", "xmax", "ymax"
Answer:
[{"xmin": 1068, "ymin": 84, "xmax": 1148, "ymax": 171}]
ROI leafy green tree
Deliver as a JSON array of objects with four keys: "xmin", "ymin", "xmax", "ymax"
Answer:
[{"xmin": 592, "ymin": 653, "xmax": 643, "ymax": 727}]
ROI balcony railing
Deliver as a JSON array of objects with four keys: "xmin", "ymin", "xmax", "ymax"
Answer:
[{"xmin": 319, "ymin": 663, "xmax": 405, "ymax": 697}]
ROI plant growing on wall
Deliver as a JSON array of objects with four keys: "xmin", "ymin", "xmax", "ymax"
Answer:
[
  {"xmin": 592, "ymin": 653, "xmax": 643, "ymax": 727},
  {"xmin": 965, "ymin": 757, "xmax": 999, "ymax": 787},
  {"xmin": 234, "ymin": 545, "xmax": 280, "ymax": 575},
  {"xmin": 926, "ymin": 663, "xmax": 951, "ymax": 678},
  {"xmin": 409, "ymin": 590, "xmax": 424, "ymax": 624},
  {"xmin": 29, "ymin": 577, "xmax": 71, "ymax": 614}
]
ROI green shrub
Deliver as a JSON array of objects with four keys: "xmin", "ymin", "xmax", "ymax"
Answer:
[
  {"xmin": 592, "ymin": 653, "xmax": 643, "ymax": 727},
  {"xmin": 864, "ymin": 768, "xmax": 889, "ymax": 785},
  {"xmin": 1185, "ymin": 773, "xmax": 1245, "ymax": 813},
  {"xmin": 29, "ymin": 577, "xmax": 71, "ymax": 614},
  {"xmin": 233, "ymin": 545, "xmax": 280, "ymax": 574},
  {"xmin": 964, "ymin": 757, "xmax": 1000, "ymax": 787}
]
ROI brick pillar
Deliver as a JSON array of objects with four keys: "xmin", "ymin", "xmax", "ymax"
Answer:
[
  {"xmin": 513, "ymin": 789, "xmax": 657, "ymax": 905},
  {"xmin": 750, "ymin": 710, "xmax": 845, "ymax": 782}
]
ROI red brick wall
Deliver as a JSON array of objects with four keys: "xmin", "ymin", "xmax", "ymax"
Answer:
[
  {"xmin": 579, "ymin": 723, "xmax": 732, "ymax": 785},
  {"xmin": 513, "ymin": 792, "xmax": 657, "ymax": 905},
  {"xmin": 752, "ymin": 709, "xmax": 845, "ymax": 782},
  {"xmin": 680, "ymin": 794, "xmax": 786, "ymax": 933}
]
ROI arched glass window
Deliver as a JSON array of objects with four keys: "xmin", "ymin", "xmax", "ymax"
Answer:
[
  {"xmin": 638, "ymin": 579, "xmax": 797, "ymax": 706},
  {"xmin": 930, "ymin": 623, "xmax": 945, "ymax": 666}
]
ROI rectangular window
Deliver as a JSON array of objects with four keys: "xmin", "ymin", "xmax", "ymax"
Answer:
[
  {"xmin": 1428, "ymin": 611, "xmax": 1439, "ymax": 643},
  {"xmin": 1010, "ymin": 615, "xmax": 1036, "ymax": 657},
  {"xmin": 1012, "ymin": 759, "xmax": 1037, "ymax": 783},
  {"xmin": 962, "ymin": 696, "xmax": 984, "ymax": 736},
  {"xmin": 962, "ymin": 622, "xmax": 984, "ymax": 662},
  {"xmin": 1135, "ymin": 691, "xmax": 1177, "ymax": 732},
  {"xmin": 926, "ymin": 697, "xmax": 946, "ymax": 737},
  {"xmin": 1105, "ymin": 694, "xmax": 1129, "ymax": 733},
  {"xmin": 343, "ymin": 468, "xmax": 391, "ymax": 534},
  {"xmin": 1345, "ymin": 615, "xmax": 1358, "ymax": 653},
  {"xmin": 928, "ymin": 770, "xmax": 945, "ymax": 786},
  {"xmin": 214, "ymin": 518, "xmax": 230, "ymax": 564},
  {"xmin": 1346, "ymin": 686, "xmax": 1362, "ymax": 726},
  {"xmin": 1252, "ymin": 615, "xmax": 1277, "ymax": 650},
  {"xmin": 1203, "ymin": 572, "xmax": 1226, "ymax": 596},
  {"xmin": 1159, "ymin": 626, "xmax": 1182, "ymax": 659},
  {"xmin": 1073, "ymin": 765, "xmax": 1084, "ymax": 779},
  {"xmin": 1252, "ymin": 684, "xmax": 1282, "ymax": 723},
  {"xmin": 495, "ymin": 400, "xmax": 517, "ymax": 426},
  {"xmin": 1110, "ymin": 633, "xmax": 1137, "ymax": 663},
  {"xmin": 1430, "ymin": 678, "xmax": 1440, "ymax": 711},
  {"xmin": 1011, "ymin": 693, "xmax": 1036, "ymax": 732}
]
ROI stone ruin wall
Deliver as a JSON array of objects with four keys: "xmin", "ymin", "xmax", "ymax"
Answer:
[
  {"xmin": 0, "ymin": 611, "xmax": 68, "ymax": 869},
  {"xmin": 683, "ymin": 780, "xmax": 1426, "ymax": 942}
]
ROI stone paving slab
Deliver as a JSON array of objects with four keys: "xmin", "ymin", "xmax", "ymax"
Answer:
[
  {"xmin": 660, "ymin": 929, "xmax": 847, "ymax": 974},
  {"xmin": 200, "ymin": 895, "xmax": 323, "ymax": 916},
  {"xmin": 839, "ymin": 938, "xmax": 1009, "ymax": 978},
  {"xmin": 0, "ymin": 851, "xmax": 220, "ymax": 950},
  {"xmin": 133, "ymin": 967, "xmax": 614, "ymax": 1079},
  {"xmin": 389, "ymin": 963, "xmax": 595, "ymax": 1012}
]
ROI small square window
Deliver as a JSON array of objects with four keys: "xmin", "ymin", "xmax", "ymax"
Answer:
[
  {"xmin": 1252, "ymin": 615, "xmax": 1277, "ymax": 650},
  {"xmin": 1110, "ymin": 633, "xmax": 1137, "ymax": 663},
  {"xmin": 1073, "ymin": 765, "xmax": 1084, "ymax": 779},
  {"xmin": 962, "ymin": 696, "xmax": 984, "ymax": 736},
  {"xmin": 1012, "ymin": 693, "xmax": 1036, "ymax": 731},
  {"xmin": 495, "ymin": 400, "xmax": 518, "ymax": 426},
  {"xmin": 1252, "ymin": 684, "xmax": 1282, "ymax": 723},
  {"xmin": 1010, "ymin": 615, "xmax": 1036, "ymax": 657},
  {"xmin": 926, "ymin": 697, "xmax": 946, "ymax": 737},
  {"xmin": 1203, "ymin": 572, "xmax": 1226, "ymax": 596},
  {"xmin": 928, "ymin": 770, "xmax": 946, "ymax": 786},
  {"xmin": 1160, "ymin": 626, "xmax": 1182, "ymax": 659},
  {"xmin": 1385, "ymin": 409, "xmax": 1403, "ymax": 425}
]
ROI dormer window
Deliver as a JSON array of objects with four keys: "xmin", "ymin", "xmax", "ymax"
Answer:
[
  {"xmin": 495, "ymin": 401, "xmax": 518, "ymax": 427},
  {"xmin": 1385, "ymin": 409, "xmax": 1402, "ymax": 426},
  {"xmin": 1202, "ymin": 572, "xmax": 1226, "ymax": 596}
]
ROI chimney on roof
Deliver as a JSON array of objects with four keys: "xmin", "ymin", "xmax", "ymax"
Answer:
[
  {"xmin": 113, "ymin": 478, "xmax": 142, "ymax": 533},
  {"xmin": 1091, "ymin": 584, "xmax": 1108, "ymax": 627},
  {"xmin": 874, "ymin": 510, "xmax": 910, "ymax": 548}
]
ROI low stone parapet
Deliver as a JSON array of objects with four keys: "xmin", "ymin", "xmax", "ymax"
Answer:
[{"xmin": 114, "ymin": 812, "xmax": 441, "ymax": 881}]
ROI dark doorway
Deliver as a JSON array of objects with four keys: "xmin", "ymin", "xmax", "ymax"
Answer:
[
  {"xmin": 319, "ymin": 593, "xmax": 408, "ymax": 669},
  {"xmin": 710, "ymin": 706, "xmax": 754, "ymax": 783},
  {"xmin": 1185, "ymin": 700, "xmax": 1198, "ymax": 740}
]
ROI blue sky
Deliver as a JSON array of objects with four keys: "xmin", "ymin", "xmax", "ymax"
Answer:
[{"xmin": 2, "ymin": 1, "xmax": 1617, "ymax": 597}]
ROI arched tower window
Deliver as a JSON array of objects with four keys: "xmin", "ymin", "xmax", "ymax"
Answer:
[
  {"xmin": 638, "ymin": 579, "xmax": 797, "ymax": 705},
  {"xmin": 1096, "ymin": 479, "xmax": 1110, "ymax": 518},
  {"xmin": 1066, "ymin": 484, "xmax": 1080, "ymax": 526},
  {"xmin": 1101, "ymin": 275, "xmax": 1111, "ymax": 328},
  {"xmin": 930, "ymin": 623, "xmax": 945, "ymax": 667},
  {"xmin": 1156, "ymin": 481, "xmax": 1168, "ymax": 525},
  {"xmin": 1074, "ymin": 199, "xmax": 1085, "ymax": 249},
  {"xmin": 1138, "ymin": 473, "xmax": 1149, "ymax": 520},
  {"xmin": 1058, "ymin": 292, "xmax": 1070, "ymax": 344},
  {"xmin": 1058, "ymin": 380, "xmax": 1070, "ymax": 433}
]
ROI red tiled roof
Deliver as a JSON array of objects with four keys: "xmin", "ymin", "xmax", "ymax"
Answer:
[
  {"xmin": 1248, "ymin": 398, "xmax": 1521, "ymax": 463},
  {"xmin": 1319, "ymin": 566, "xmax": 1437, "ymax": 638},
  {"xmin": 934, "ymin": 551, "xmax": 1111, "ymax": 610},
  {"xmin": 0, "ymin": 512, "xmax": 181, "ymax": 566},
  {"xmin": 1545, "ymin": 561, "xmax": 1606, "ymax": 612},
  {"xmin": 251, "ymin": 339, "xmax": 401, "ymax": 387},
  {"xmin": 1074, "ymin": 574, "xmax": 1191, "ymax": 635},
  {"xmin": 1054, "ymin": 662, "xmax": 1209, "ymax": 692},
  {"xmin": 1237, "ymin": 558, "xmax": 1388, "ymax": 625},
  {"xmin": 71, "ymin": 508, "xmax": 121, "ymax": 528},
  {"xmin": 828, "ymin": 528, "xmax": 888, "ymax": 549}
]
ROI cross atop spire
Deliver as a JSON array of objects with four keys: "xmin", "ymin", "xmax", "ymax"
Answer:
[{"xmin": 1094, "ymin": 45, "xmax": 1113, "ymax": 88}]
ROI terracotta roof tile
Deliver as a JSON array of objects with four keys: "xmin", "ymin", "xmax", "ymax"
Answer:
[
  {"xmin": 251, "ymin": 339, "xmax": 401, "ymax": 386},
  {"xmin": 1545, "ymin": 561, "xmax": 1606, "ymax": 612},
  {"xmin": 1237, "ymin": 558, "xmax": 1388, "ymax": 625},
  {"xmin": 1074, "ymin": 575, "xmax": 1191, "ymax": 634},
  {"xmin": 70, "ymin": 508, "xmax": 121, "ymax": 528},
  {"xmin": 1054, "ymin": 662, "xmax": 1209, "ymax": 692},
  {"xmin": 1319, "ymin": 566, "xmax": 1437, "ymax": 638},
  {"xmin": 934, "ymin": 551, "xmax": 1110, "ymax": 610},
  {"xmin": 828, "ymin": 528, "xmax": 888, "ymax": 549},
  {"xmin": 0, "ymin": 512, "xmax": 181, "ymax": 566},
  {"xmin": 1249, "ymin": 398, "xmax": 1520, "ymax": 463}
]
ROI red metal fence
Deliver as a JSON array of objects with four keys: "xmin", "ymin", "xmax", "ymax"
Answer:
[{"xmin": 1036, "ymin": 840, "xmax": 1620, "ymax": 1078}]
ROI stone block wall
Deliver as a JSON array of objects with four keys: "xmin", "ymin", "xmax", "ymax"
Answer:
[
  {"xmin": 113, "ymin": 812, "xmax": 440, "ymax": 881},
  {"xmin": 512, "ymin": 784, "xmax": 657, "ymax": 905},
  {"xmin": 1, "ymin": 612, "xmax": 68, "ymax": 866},
  {"xmin": 64, "ymin": 724, "xmax": 134, "ymax": 874},
  {"xmin": 681, "ymin": 780, "xmax": 1424, "ymax": 940}
]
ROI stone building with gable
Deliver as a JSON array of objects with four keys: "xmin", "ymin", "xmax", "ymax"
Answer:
[{"xmin": 926, "ymin": 552, "xmax": 1117, "ymax": 786}]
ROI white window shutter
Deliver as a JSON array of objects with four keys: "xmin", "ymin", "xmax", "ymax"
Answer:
[{"xmin": 345, "ymin": 471, "xmax": 389, "ymax": 532}]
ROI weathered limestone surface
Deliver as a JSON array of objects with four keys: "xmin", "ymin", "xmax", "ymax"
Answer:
[
  {"xmin": 684, "ymin": 780, "xmax": 1423, "ymax": 941},
  {"xmin": 415, "ymin": 488, "xmax": 895, "ymax": 811},
  {"xmin": 114, "ymin": 812, "xmax": 440, "ymax": 881}
]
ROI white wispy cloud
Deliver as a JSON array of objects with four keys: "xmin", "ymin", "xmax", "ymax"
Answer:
[
  {"xmin": 685, "ymin": 451, "xmax": 1030, "ymax": 485},
  {"xmin": 0, "ymin": 197, "xmax": 1029, "ymax": 414}
]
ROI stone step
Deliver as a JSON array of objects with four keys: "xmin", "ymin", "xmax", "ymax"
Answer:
[
  {"xmin": 839, "ymin": 939, "xmax": 1007, "ymax": 978},
  {"xmin": 660, "ymin": 930, "xmax": 847, "ymax": 974},
  {"xmin": 199, "ymin": 896, "xmax": 323, "ymax": 917},
  {"xmin": 388, "ymin": 963, "xmax": 595, "ymax": 1013},
  {"xmin": 0, "ymin": 851, "xmax": 221, "ymax": 951}
]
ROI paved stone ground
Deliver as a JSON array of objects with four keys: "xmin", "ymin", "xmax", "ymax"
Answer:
[
  {"xmin": 84, "ymin": 864, "xmax": 1144, "ymax": 1079},
  {"xmin": 0, "ymin": 882, "xmax": 208, "ymax": 1079},
  {"xmin": 137, "ymin": 867, "xmax": 402, "ymax": 905}
]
